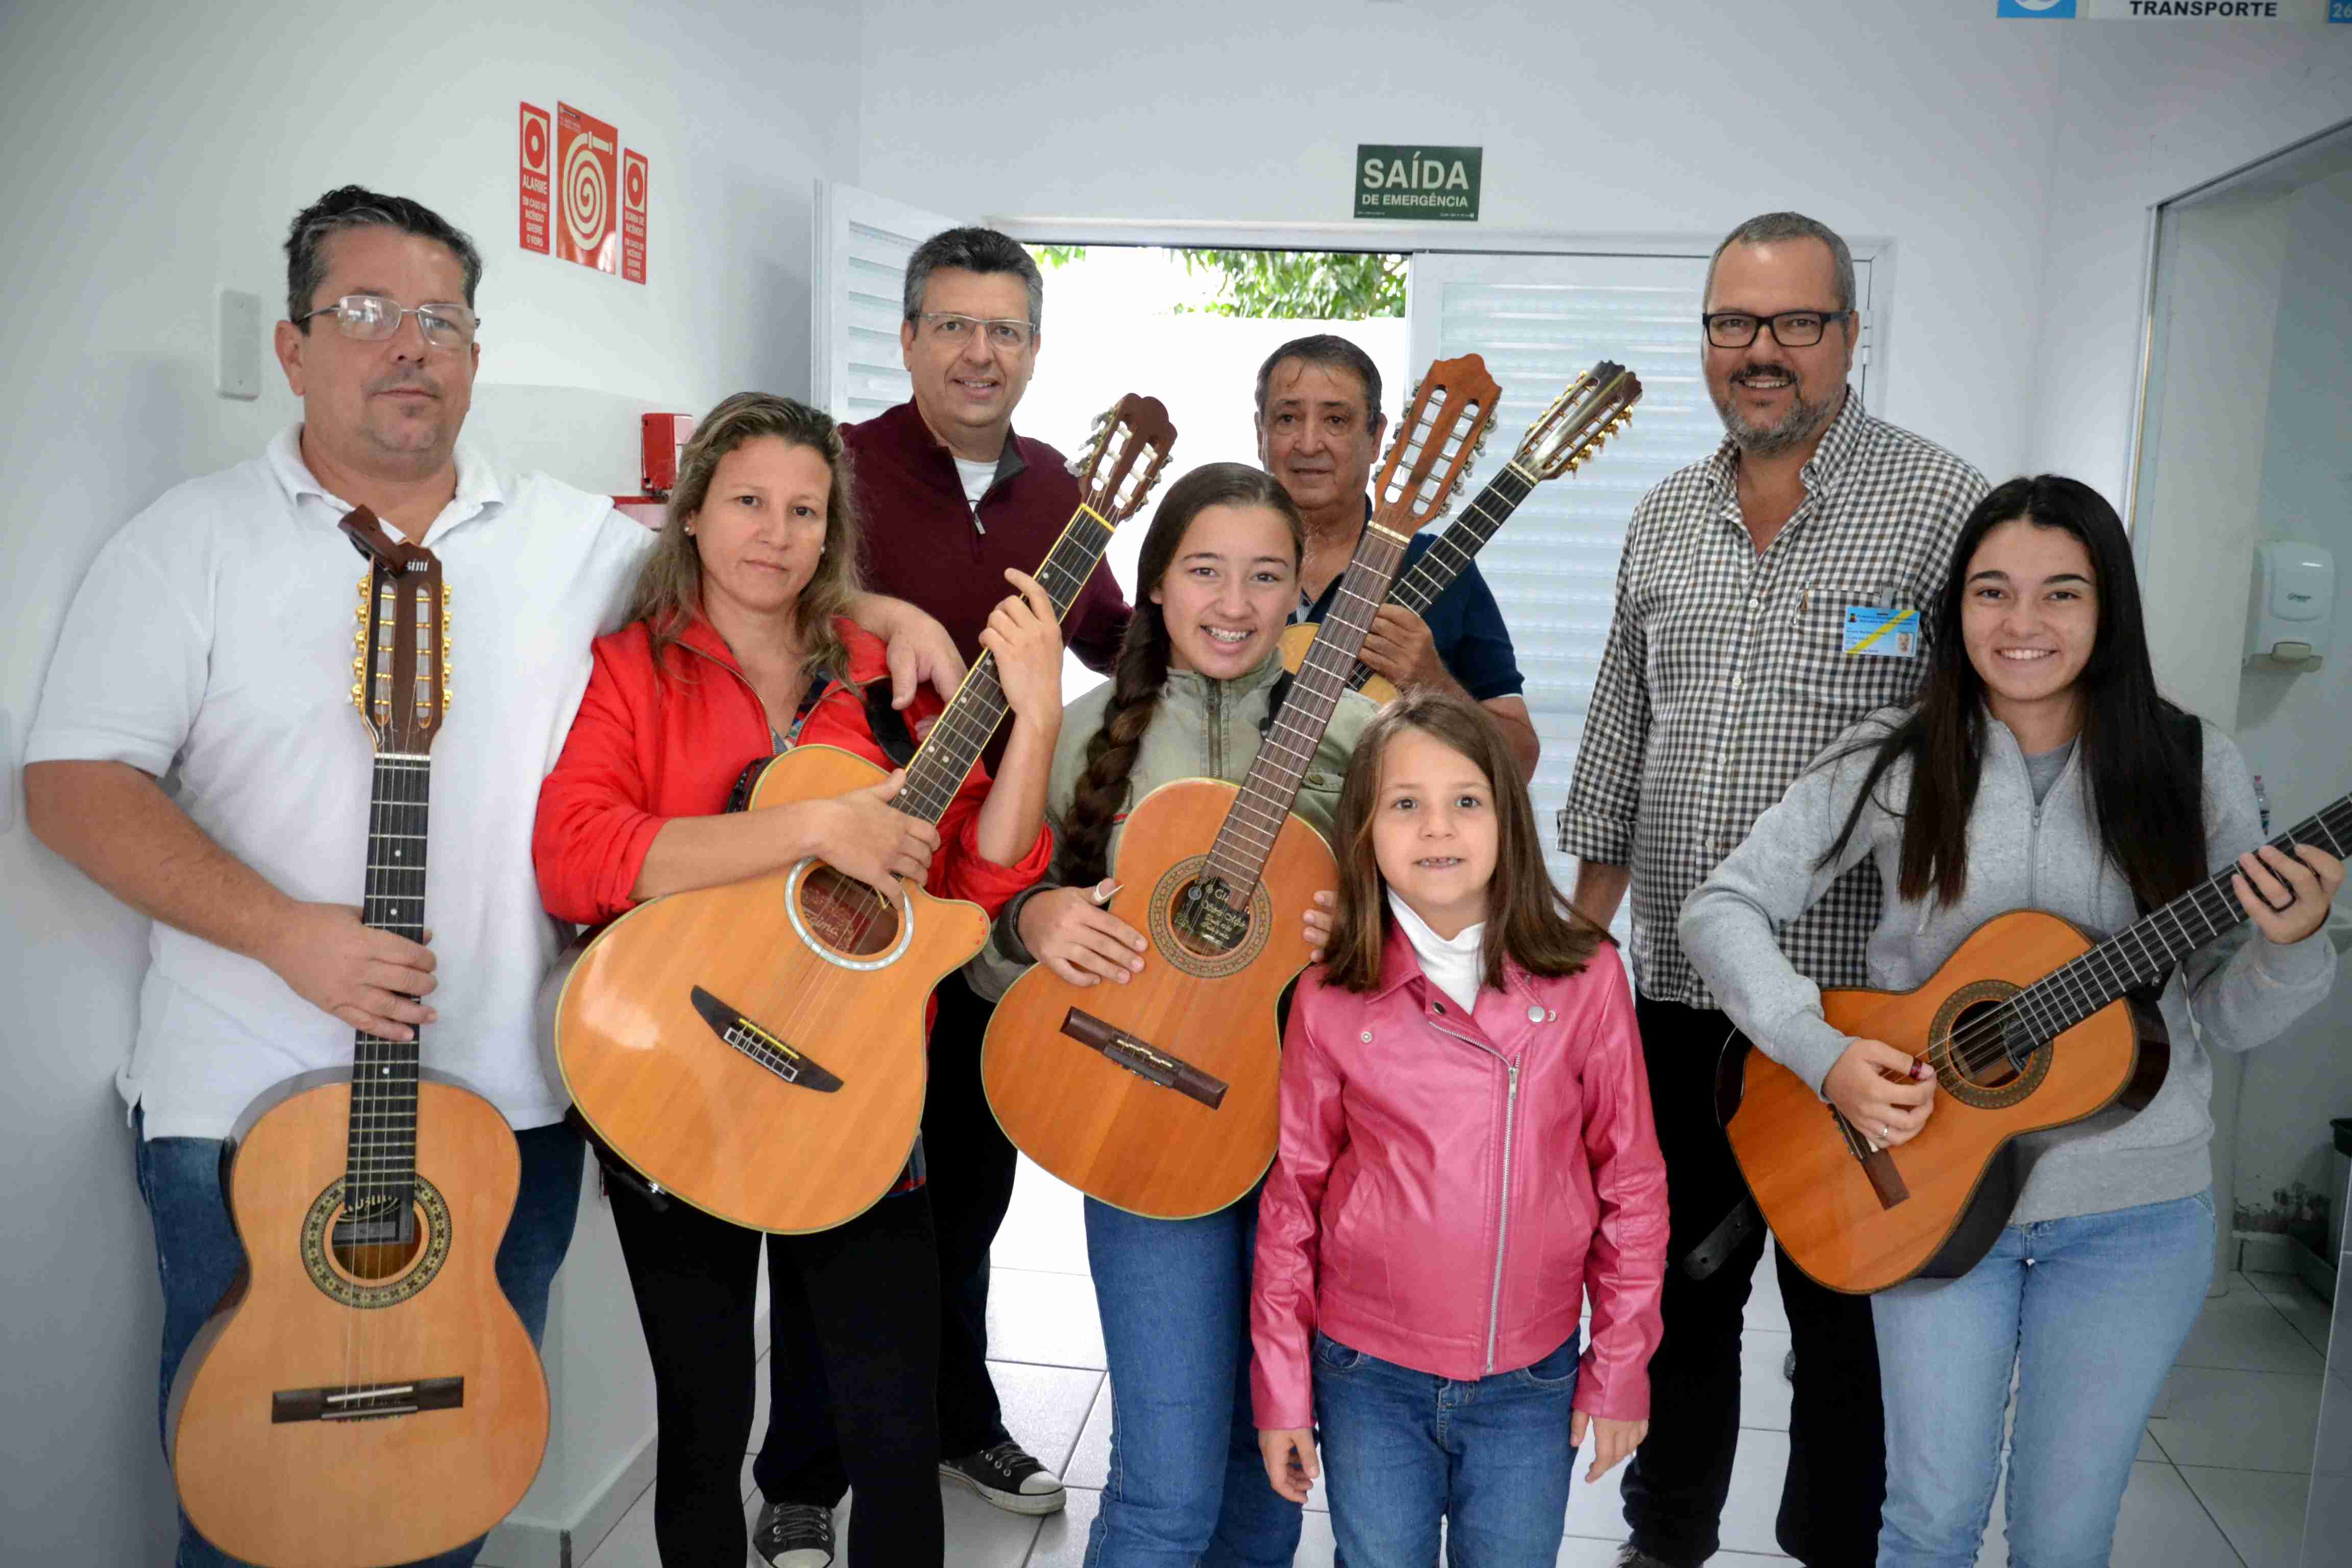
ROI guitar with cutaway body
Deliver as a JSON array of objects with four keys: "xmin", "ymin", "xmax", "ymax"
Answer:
[
  {"xmin": 984, "ymin": 356, "xmax": 1504, "ymax": 1219},
  {"xmin": 550, "ymin": 396, "xmax": 1177, "ymax": 1233},
  {"xmin": 170, "ymin": 509, "xmax": 549, "ymax": 1568}
]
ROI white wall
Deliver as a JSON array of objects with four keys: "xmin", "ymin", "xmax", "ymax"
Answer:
[
  {"xmin": 857, "ymin": 0, "xmax": 2066, "ymax": 482},
  {"xmin": 0, "ymin": 2, "xmax": 859, "ymax": 1560},
  {"xmin": 2027, "ymin": 28, "xmax": 2352, "ymax": 499}
]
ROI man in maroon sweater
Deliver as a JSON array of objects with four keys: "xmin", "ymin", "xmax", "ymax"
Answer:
[{"xmin": 751, "ymin": 227, "xmax": 1130, "ymax": 1565}]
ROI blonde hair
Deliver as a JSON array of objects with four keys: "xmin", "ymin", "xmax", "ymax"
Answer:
[
  {"xmin": 626, "ymin": 391, "xmax": 865, "ymax": 675},
  {"xmin": 1320, "ymin": 691, "xmax": 1606, "ymax": 994}
]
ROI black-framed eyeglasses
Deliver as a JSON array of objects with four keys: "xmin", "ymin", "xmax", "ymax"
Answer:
[
  {"xmin": 915, "ymin": 311, "xmax": 1035, "ymax": 350},
  {"xmin": 1702, "ymin": 308, "xmax": 1850, "ymax": 349},
  {"xmin": 297, "ymin": 293, "xmax": 480, "ymax": 350}
]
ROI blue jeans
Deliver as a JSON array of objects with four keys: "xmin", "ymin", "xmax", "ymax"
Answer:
[
  {"xmin": 135, "ymin": 1108, "xmax": 585, "ymax": 1568},
  {"xmin": 1313, "ymin": 1330, "xmax": 1582, "ymax": 1568},
  {"xmin": 1873, "ymin": 1190, "xmax": 2215, "ymax": 1568},
  {"xmin": 1084, "ymin": 1195, "xmax": 1304, "ymax": 1566}
]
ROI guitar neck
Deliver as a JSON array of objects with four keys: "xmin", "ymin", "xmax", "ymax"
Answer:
[
  {"xmin": 2022, "ymin": 791, "xmax": 2352, "ymax": 1038},
  {"xmin": 1386, "ymin": 463, "xmax": 1537, "ymax": 621},
  {"xmin": 349, "ymin": 752, "xmax": 429, "ymax": 1213},
  {"xmin": 1202, "ymin": 521, "xmax": 1415, "ymax": 891},
  {"xmin": 890, "ymin": 504, "xmax": 1117, "ymax": 826}
]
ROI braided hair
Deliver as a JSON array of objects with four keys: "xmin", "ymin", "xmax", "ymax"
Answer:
[{"xmin": 1057, "ymin": 463, "xmax": 1304, "ymax": 886}]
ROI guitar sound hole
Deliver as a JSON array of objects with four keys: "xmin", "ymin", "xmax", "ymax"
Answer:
[
  {"xmin": 1170, "ymin": 877, "xmax": 1251, "ymax": 959},
  {"xmin": 1944, "ymin": 1000, "xmax": 2021, "ymax": 1089},
  {"xmin": 797, "ymin": 866, "xmax": 899, "ymax": 958},
  {"xmin": 332, "ymin": 1205, "xmax": 424, "ymax": 1281}
]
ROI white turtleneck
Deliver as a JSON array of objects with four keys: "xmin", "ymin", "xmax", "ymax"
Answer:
[{"xmin": 1387, "ymin": 888, "xmax": 1487, "ymax": 1015}]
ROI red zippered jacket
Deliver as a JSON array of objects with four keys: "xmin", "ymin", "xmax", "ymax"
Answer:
[
  {"xmin": 532, "ymin": 613, "xmax": 1050, "ymax": 934},
  {"xmin": 1251, "ymin": 922, "xmax": 1668, "ymax": 1430}
]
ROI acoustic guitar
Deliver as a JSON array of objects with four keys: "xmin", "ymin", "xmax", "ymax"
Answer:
[
  {"xmin": 1279, "ymin": 362, "xmax": 1640, "ymax": 702},
  {"xmin": 551, "ymin": 395, "xmax": 1176, "ymax": 1233},
  {"xmin": 983, "ymin": 356, "xmax": 1503, "ymax": 1218},
  {"xmin": 1720, "ymin": 789, "xmax": 2352, "ymax": 1295},
  {"xmin": 170, "ymin": 510, "xmax": 549, "ymax": 1567}
]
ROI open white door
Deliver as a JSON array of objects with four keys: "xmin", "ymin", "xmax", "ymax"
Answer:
[
  {"xmin": 810, "ymin": 182, "xmax": 967, "ymax": 422},
  {"xmin": 1405, "ymin": 249, "xmax": 1875, "ymax": 902}
]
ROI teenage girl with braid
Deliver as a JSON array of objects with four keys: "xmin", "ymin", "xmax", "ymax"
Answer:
[{"xmin": 971, "ymin": 461, "xmax": 1380, "ymax": 1565}]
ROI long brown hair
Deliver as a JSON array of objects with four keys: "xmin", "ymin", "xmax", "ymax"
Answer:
[
  {"xmin": 625, "ymin": 391, "xmax": 866, "ymax": 675},
  {"xmin": 1058, "ymin": 463, "xmax": 1303, "ymax": 886},
  {"xmin": 1321, "ymin": 691, "xmax": 1606, "ymax": 994}
]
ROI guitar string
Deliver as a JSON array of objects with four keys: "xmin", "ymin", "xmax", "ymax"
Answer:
[
  {"xmin": 737, "ymin": 453, "xmax": 1158, "ymax": 1170},
  {"xmin": 1883, "ymin": 798, "xmax": 2351, "ymax": 1088},
  {"xmin": 1121, "ymin": 401, "xmax": 1476, "ymax": 1151}
]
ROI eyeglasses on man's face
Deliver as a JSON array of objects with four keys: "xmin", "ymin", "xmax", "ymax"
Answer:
[
  {"xmin": 915, "ymin": 311, "xmax": 1035, "ymax": 351},
  {"xmin": 1702, "ymin": 309, "xmax": 1851, "ymax": 350},
  {"xmin": 298, "ymin": 294, "xmax": 480, "ymax": 350}
]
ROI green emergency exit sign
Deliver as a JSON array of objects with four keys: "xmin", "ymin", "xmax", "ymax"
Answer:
[{"xmin": 1355, "ymin": 145, "xmax": 1482, "ymax": 222}]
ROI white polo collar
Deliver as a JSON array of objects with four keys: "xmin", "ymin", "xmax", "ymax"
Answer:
[{"xmin": 264, "ymin": 424, "xmax": 508, "ymax": 537}]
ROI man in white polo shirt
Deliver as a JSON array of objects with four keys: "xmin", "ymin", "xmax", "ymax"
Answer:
[{"xmin": 24, "ymin": 186, "xmax": 961, "ymax": 1568}]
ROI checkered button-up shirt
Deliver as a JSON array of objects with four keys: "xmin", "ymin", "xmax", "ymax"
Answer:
[{"xmin": 1559, "ymin": 390, "xmax": 1989, "ymax": 1008}]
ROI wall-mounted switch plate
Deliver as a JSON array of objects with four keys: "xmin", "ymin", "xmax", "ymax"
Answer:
[{"xmin": 218, "ymin": 289, "xmax": 261, "ymax": 400}]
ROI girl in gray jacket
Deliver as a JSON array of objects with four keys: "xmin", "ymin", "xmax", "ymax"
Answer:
[{"xmin": 1681, "ymin": 475, "xmax": 2340, "ymax": 1566}]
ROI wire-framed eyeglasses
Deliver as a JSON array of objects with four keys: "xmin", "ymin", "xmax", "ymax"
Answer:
[
  {"xmin": 915, "ymin": 312, "xmax": 1035, "ymax": 350},
  {"xmin": 297, "ymin": 294, "xmax": 480, "ymax": 350}
]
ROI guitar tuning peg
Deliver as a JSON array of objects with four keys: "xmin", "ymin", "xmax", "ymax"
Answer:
[
  {"xmin": 357, "ymin": 577, "xmax": 371, "ymax": 597},
  {"xmin": 441, "ymin": 585, "xmax": 452, "ymax": 604},
  {"xmin": 1451, "ymin": 475, "xmax": 1467, "ymax": 496},
  {"xmin": 355, "ymin": 605, "xmax": 369, "ymax": 624},
  {"xmin": 1474, "ymin": 433, "xmax": 1490, "ymax": 454},
  {"xmin": 353, "ymin": 655, "xmax": 364, "ymax": 675},
  {"xmin": 351, "ymin": 683, "xmax": 365, "ymax": 701},
  {"xmin": 354, "ymin": 628, "xmax": 366, "ymax": 648}
]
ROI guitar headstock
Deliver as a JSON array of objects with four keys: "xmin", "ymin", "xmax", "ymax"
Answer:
[
  {"xmin": 1515, "ymin": 361, "xmax": 1643, "ymax": 480},
  {"xmin": 1067, "ymin": 393, "xmax": 1178, "ymax": 526},
  {"xmin": 1372, "ymin": 354, "xmax": 1503, "ymax": 533},
  {"xmin": 340, "ymin": 507, "xmax": 449, "ymax": 755}
]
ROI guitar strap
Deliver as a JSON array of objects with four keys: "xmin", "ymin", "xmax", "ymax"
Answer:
[
  {"xmin": 860, "ymin": 679, "xmax": 921, "ymax": 768},
  {"xmin": 1259, "ymin": 670, "xmax": 1295, "ymax": 733}
]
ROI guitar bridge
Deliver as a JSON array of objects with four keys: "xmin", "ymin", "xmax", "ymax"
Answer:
[
  {"xmin": 692, "ymin": 987, "xmax": 844, "ymax": 1093},
  {"xmin": 1829, "ymin": 1105, "xmax": 1910, "ymax": 1210},
  {"xmin": 1061, "ymin": 1008, "xmax": 1228, "ymax": 1109},
  {"xmin": 272, "ymin": 1376, "xmax": 462, "ymax": 1424}
]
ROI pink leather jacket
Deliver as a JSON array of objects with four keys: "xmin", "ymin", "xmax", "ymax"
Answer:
[{"xmin": 1251, "ymin": 922, "xmax": 1668, "ymax": 1430}]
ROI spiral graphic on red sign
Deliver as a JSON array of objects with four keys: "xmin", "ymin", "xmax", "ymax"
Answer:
[{"xmin": 562, "ymin": 133, "xmax": 607, "ymax": 254}]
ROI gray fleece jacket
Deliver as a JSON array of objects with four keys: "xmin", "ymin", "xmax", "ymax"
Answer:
[{"xmin": 1681, "ymin": 708, "xmax": 2338, "ymax": 1225}]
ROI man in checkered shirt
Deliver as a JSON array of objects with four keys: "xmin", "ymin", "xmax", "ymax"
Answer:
[{"xmin": 1560, "ymin": 213, "xmax": 1988, "ymax": 1568}]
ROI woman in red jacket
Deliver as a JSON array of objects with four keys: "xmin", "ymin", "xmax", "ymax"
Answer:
[
  {"xmin": 1253, "ymin": 692, "xmax": 1669, "ymax": 1567},
  {"xmin": 533, "ymin": 392, "xmax": 1059, "ymax": 1568}
]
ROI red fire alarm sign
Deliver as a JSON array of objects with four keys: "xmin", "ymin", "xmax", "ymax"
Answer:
[
  {"xmin": 622, "ymin": 150, "xmax": 649, "ymax": 285},
  {"xmin": 519, "ymin": 103, "xmax": 551, "ymax": 254},
  {"xmin": 555, "ymin": 102, "xmax": 619, "ymax": 274}
]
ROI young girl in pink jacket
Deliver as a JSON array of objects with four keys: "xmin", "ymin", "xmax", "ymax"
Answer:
[{"xmin": 1253, "ymin": 691, "xmax": 1669, "ymax": 1566}]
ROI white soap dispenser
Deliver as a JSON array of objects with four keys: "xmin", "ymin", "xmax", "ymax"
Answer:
[{"xmin": 2243, "ymin": 542, "xmax": 2333, "ymax": 669}]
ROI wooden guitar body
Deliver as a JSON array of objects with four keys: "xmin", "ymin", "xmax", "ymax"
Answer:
[
  {"xmin": 1279, "ymin": 623, "xmax": 1398, "ymax": 705},
  {"xmin": 1720, "ymin": 908, "xmax": 2169, "ymax": 1295},
  {"xmin": 169, "ymin": 1072, "xmax": 548, "ymax": 1568},
  {"xmin": 555, "ymin": 744, "xmax": 990, "ymax": 1233},
  {"xmin": 983, "ymin": 776, "xmax": 1336, "ymax": 1218}
]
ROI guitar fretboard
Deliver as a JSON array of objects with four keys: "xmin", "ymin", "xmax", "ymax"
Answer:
[
  {"xmin": 890, "ymin": 507, "xmax": 1117, "ymax": 824},
  {"xmin": 1201, "ymin": 524, "xmax": 1413, "ymax": 894},
  {"xmin": 1381, "ymin": 464, "xmax": 1536, "ymax": 628},
  {"xmin": 347, "ymin": 753, "xmax": 428, "ymax": 1213},
  {"xmin": 2001, "ymin": 791, "xmax": 2352, "ymax": 1049}
]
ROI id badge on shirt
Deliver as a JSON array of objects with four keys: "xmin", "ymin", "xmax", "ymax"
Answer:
[{"xmin": 1842, "ymin": 605, "xmax": 1919, "ymax": 659}]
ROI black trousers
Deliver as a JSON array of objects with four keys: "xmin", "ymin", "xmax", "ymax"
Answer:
[
  {"xmin": 759, "ymin": 969, "xmax": 1020, "ymax": 1486},
  {"xmin": 608, "ymin": 1172, "xmax": 943, "ymax": 1566},
  {"xmin": 1619, "ymin": 998, "xmax": 1886, "ymax": 1567}
]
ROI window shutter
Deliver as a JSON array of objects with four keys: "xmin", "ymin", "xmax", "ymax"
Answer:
[{"xmin": 811, "ymin": 182, "xmax": 965, "ymax": 423}]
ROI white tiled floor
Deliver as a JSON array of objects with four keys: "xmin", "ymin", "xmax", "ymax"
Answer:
[{"xmin": 579, "ymin": 1161, "xmax": 2330, "ymax": 1566}]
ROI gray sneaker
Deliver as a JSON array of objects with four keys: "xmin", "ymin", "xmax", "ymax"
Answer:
[
  {"xmin": 751, "ymin": 1500, "xmax": 835, "ymax": 1568},
  {"xmin": 939, "ymin": 1439, "xmax": 1068, "ymax": 1515}
]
